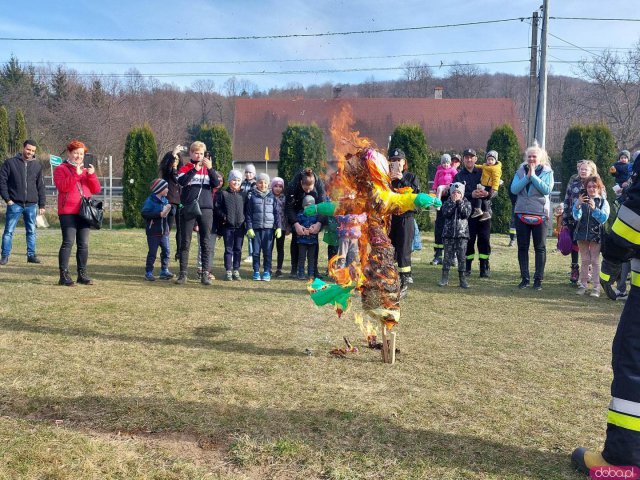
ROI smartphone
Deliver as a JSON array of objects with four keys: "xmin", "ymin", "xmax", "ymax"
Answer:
[
  {"xmin": 579, "ymin": 188, "xmax": 588, "ymax": 198},
  {"xmin": 84, "ymin": 153, "xmax": 94, "ymax": 169},
  {"xmin": 389, "ymin": 162, "xmax": 401, "ymax": 176}
]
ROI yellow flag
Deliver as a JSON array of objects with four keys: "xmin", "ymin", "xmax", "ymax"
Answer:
[{"xmin": 264, "ymin": 146, "xmax": 270, "ymax": 162}]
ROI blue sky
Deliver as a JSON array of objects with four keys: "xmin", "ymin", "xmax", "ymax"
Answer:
[{"xmin": 1, "ymin": 0, "xmax": 639, "ymax": 91}]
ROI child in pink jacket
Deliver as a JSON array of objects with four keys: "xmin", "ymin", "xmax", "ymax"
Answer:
[{"xmin": 433, "ymin": 154, "xmax": 459, "ymax": 205}]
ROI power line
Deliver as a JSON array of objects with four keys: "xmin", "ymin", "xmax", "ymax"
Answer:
[
  {"xmin": 31, "ymin": 60, "xmax": 530, "ymax": 79},
  {"xmin": 0, "ymin": 17, "xmax": 529, "ymax": 42},
  {"xmin": 550, "ymin": 16, "xmax": 640, "ymax": 22},
  {"xmin": 23, "ymin": 47, "xmax": 529, "ymax": 66}
]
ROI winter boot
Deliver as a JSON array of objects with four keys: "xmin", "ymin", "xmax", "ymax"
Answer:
[
  {"xmin": 77, "ymin": 268, "xmax": 94, "ymax": 285},
  {"xmin": 431, "ymin": 248, "xmax": 443, "ymax": 265},
  {"xmin": 570, "ymin": 263, "xmax": 580, "ymax": 284},
  {"xmin": 465, "ymin": 259, "xmax": 473, "ymax": 277},
  {"xmin": 479, "ymin": 259, "xmax": 491, "ymax": 278},
  {"xmin": 571, "ymin": 448, "xmax": 610, "ymax": 475},
  {"xmin": 58, "ymin": 269, "xmax": 75, "ymax": 287},
  {"xmin": 438, "ymin": 270, "xmax": 449, "ymax": 287},
  {"xmin": 470, "ymin": 208, "xmax": 483, "ymax": 218},
  {"xmin": 459, "ymin": 271, "xmax": 469, "ymax": 289},
  {"xmin": 175, "ymin": 272, "xmax": 187, "ymax": 284},
  {"xmin": 508, "ymin": 236, "xmax": 515, "ymax": 247}
]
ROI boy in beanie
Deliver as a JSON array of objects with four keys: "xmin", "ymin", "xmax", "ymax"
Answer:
[
  {"xmin": 141, "ymin": 179, "xmax": 173, "ymax": 281},
  {"xmin": 471, "ymin": 150, "xmax": 502, "ymax": 221},
  {"xmin": 270, "ymin": 176, "xmax": 287, "ymax": 277},
  {"xmin": 246, "ymin": 173, "xmax": 282, "ymax": 281},
  {"xmin": 241, "ymin": 164, "xmax": 257, "ymax": 263},
  {"xmin": 296, "ymin": 195, "xmax": 320, "ymax": 279},
  {"xmin": 217, "ymin": 169, "xmax": 247, "ymax": 281},
  {"xmin": 610, "ymin": 149, "xmax": 631, "ymax": 199},
  {"xmin": 439, "ymin": 182, "xmax": 472, "ymax": 288}
]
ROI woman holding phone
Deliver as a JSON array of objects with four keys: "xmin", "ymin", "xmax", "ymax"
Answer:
[
  {"xmin": 388, "ymin": 148, "xmax": 420, "ymax": 298},
  {"xmin": 53, "ymin": 140, "xmax": 101, "ymax": 286}
]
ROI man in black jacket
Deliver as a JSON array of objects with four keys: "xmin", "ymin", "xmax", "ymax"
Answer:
[
  {"xmin": 453, "ymin": 148, "xmax": 492, "ymax": 278},
  {"xmin": 0, "ymin": 140, "xmax": 46, "ymax": 265}
]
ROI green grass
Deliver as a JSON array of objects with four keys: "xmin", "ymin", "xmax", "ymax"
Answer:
[{"xmin": 0, "ymin": 226, "xmax": 622, "ymax": 479}]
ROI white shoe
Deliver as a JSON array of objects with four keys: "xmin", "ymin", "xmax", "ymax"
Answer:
[
  {"xmin": 243, "ymin": 256, "xmax": 252, "ymax": 263},
  {"xmin": 590, "ymin": 288, "xmax": 600, "ymax": 298},
  {"xmin": 576, "ymin": 285, "xmax": 587, "ymax": 295}
]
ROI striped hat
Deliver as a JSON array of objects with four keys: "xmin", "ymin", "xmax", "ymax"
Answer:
[{"xmin": 150, "ymin": 178, "xmax": 168, "ymax": 194}]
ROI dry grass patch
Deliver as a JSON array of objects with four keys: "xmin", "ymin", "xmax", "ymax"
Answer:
[{"xmin": 0, "ymin": 228, "xmax": 622, "ymax": 479}]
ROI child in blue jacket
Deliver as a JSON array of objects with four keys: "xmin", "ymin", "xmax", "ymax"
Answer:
[
  {"xmin": 296, "ymin": 195, "xmax": 320, "ymax": 279},
  {"xmin": 141, "ymin": 179, "xmax": 173, "ymax": 281}
]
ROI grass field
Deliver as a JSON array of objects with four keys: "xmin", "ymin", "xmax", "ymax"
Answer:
[{"xmin": 0, "ymin": 225, "xmax": 623, "ymax": 479}]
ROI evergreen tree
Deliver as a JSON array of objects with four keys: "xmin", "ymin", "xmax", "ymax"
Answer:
[
  {"xmin": 486, "ymin": 124, "xmax": 521, "ymax": 233},
  {"xmin": 277, "ymin": 123, "xmax": 327, "ymax": 184},
  {"xmin": 589, "ymin": 123, "xmax": 617, "ymax": 201},
  {"xmin": 195, "ymin": 123, "xmax": 233, "ymax": 174},
  {"xmin": 122, "ymin": 124, "xmax": 159, "ymax": 228},
  {"xmin": 0, "ymin": 106, "xmax": 9, "ymax": 162},
  {"xmin": 13, "ymin": 108, "xmax": 27, "ymax": 154},
  {"xmin": 388, "ymin": 124, "xmax": 431, "ymax": 230},
  {"xmin": 560, "ymin": 125, "xmax": 595, "ymax": 194}
]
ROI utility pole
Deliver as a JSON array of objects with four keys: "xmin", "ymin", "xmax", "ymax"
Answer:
[
  {"xmin": 534, "ymin": 0, "xmax": 549, "ymax": 149},
  {"xmin": 527, "ymin": 11, "xmax": 539, "ymax": 146}
]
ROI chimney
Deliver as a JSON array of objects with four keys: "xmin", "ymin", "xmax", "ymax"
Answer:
[{"xmin": 434, "ymin": 86, "xmax": 443, "ymax": 99}]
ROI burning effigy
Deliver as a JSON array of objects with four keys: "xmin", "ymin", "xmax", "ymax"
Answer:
[{"xmin": 305, "ymin": 104, "xmax": 441, "ymax": 363}]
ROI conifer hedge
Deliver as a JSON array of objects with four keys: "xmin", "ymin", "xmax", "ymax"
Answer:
[{"xmin": 122, "ymin": 124, "xmax": 158, "ymax": 228}]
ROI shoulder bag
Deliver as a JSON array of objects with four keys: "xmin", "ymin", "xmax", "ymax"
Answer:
[{"xmin": 77, "ymin": 183, "xmax": 103, "ymax": 229}]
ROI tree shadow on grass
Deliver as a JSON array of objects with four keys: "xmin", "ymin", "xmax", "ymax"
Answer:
[
  {"xmin": 0, "ymin": 319, "xmax": 303, "ymax": 357},
  {"xmin": 0, "ymin": 388, "xmax": 581, "ymax": 479}
]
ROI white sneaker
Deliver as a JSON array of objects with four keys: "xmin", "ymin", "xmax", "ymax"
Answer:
[
  {"xmin": 576, "ymin": 285, "xmax": 587, "ymax": 295},
  {"xmin": 590, "ymin": 288, "xmax": 600, "ymax": 298},
  {"xmin": 243, "ymin": 256, "xmax": 252, "ymax": 263}
]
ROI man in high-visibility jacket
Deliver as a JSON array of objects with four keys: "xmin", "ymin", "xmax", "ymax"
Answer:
[{"xmin": 572, "ymin": 154, "xmax": 640, "ymax": 473}]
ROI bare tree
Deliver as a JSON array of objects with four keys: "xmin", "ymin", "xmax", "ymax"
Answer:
[
  {"xmin": 402, "ymin": 60, "xmax": 433, "ymax": 97},
  {"xmin": 190, "ymin": 79, "xmax": 216, "ymax": 124},
  {"xmin": 446, "ymin": 62, "xmax": 490, "ymax": 98},
  {"xmin": 575, "ymin": 45, "xmax": 640, "ymax": 148}
]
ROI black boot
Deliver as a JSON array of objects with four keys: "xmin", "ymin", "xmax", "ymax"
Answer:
[
  {"xmin": 59, "ymin": 269, "xmax": 75, "ymax": 287},
  {"xmin": 464, "ymin": 259, "xmax": 472, "ymax": 277},
  {"xmin": 77, "ymin": 268, "xmax": 94, "ymax": 285},
  {"xmin": 438, "ymin": 269, "xmax": 449, "ymax": 287},
  {"xmin": 459, "ymin": 271, "xmax": 469, "ymax": 289},
  {"xmin": 479, "ymin": 259, "xmax": 490, "ymax": 278}
]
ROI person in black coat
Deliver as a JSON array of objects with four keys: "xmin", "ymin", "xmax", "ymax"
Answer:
[
  {"xmin": 284, "ymin": 168, "xmax": 326, "ymax": 278},
  {"xmin": 388, "ymin": 148, "xmax": 420, "ymax": 298},
  {"xmin": 160, "ymin": 146, "xmax": 184, "ymax": 260}
]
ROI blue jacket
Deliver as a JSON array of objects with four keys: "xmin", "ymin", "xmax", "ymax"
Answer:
[
  {"xmin": 610, "ymin": 160, "xmax": 631, "ymax": 185},
  {"xmin": 296, "ymin": 211, "xmax": 319, "ymax": 245},
  {"xmin": 510, "ymin": 164, "xmax": 554, "ymax": 219},
  {"xmin": 141, "ymin": 194, "xmax": 169, "ymax": 237},
  {"xmin": 245, "ymin": 190, "xmax": 280, "ymax": 230},
  {"xmin": 572, "ymin": 196, "xmax": 609, "ymax": 243}
]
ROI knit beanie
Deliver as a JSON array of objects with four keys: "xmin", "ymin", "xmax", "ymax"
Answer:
[
  {"xmin": 302, "ymin": 195, "xmax": 316, "ymax": 208},
  {"xmin": 449, "ymin": 182, "xmax": 465, "ymax": 197},
  {"xmin": 440, "ymin": 154, "xmax": 451, "ymax": 165},
  {"xmin": 244, "ymin": 164, "xmax": 256, "ymax": 174},
  {"xmin": 228, "ymin": 169, "xmax": 242, "ymax": 182},
  {"xmin": 486, "ymin": 150, "xmax": 498, "ymax": 161},
  {"xmin": 150, "ymin": 178, "xmax": 168, "ymax": 194},
  {"xmin": 619, "ymin": 150, "xmax": 631, "ymax": 161},
  {"xmin": 270, "ymin": 176, "xmax": 284, "ymax": 189},
  {"xmin": 257, "ymin": 172, "xmax": 270, "ymax": 184}
]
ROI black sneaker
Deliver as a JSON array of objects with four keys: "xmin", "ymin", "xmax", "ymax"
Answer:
[
  {"xmin": 533, "ymin": 279, "xmax": 542, "ymax": 290},
  {"xmin": 175, "ymin": 272, "xmax": 187, "ymax": 285},
  {"xmin": 274, "ymin": 270, "xmax": 283, "ymax": 278},
  {"xmin": 0, "ymin": 256, "xmax": 8, "ymax": 265},
  {"xmin": 518, "ymin": 279, "xmax": 530, "ymax": 289},
  {"xmin": 27, "ymin": 255, "xmax": 41, "ymax": 264}
]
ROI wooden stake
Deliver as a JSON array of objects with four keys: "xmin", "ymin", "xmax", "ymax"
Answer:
[
  {"xmin": 381, "ymin": 326, "xmax": 389, "ymax": 363},
  {"xmin": 390, "ymin": 331, "xmax": 396, "ymax": 365}
]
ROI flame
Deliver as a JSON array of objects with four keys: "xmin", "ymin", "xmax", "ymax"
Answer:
[{"xmin": 354, "ymin": 313, "xmax": 378, "ymax": 344}]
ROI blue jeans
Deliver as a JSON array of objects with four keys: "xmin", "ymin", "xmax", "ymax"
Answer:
[
  {"xmin": 251, "ymin": 228, "xmax": 274, "ymax": 273},
  {"xmin": 2, "ymin": 203, "xmax": 37, "ymax": 258},
  {"xmin": 146, "ymin": 235, "xmax": 170, "ymax": 273}
]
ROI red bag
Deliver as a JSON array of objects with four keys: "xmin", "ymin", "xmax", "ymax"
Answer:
[{"xmin": 557, "ymin": 226, "xmax": 573, "ymax": 256}]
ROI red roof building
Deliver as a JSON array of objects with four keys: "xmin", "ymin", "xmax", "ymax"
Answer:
[{"xmin": 233, "ymin": 97, "xmax": 525, "ymax": 164}]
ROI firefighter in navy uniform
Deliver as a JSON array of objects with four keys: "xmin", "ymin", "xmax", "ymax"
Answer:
[
  {"xmin": 572, "ymin": 154, "xmax": 640, "ymax": 474},
  {"xmin": 453, "ymin": 148, "xmax": 493, "ymax": 278},
  {"xmin": 388, "ymin": 148, "xmax": 420, "ymax": 299}
]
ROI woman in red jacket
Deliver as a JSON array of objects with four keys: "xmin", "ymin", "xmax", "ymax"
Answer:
[{"xmin": 53, "ymin": 140, "xmax": 101, "ymax": 286}]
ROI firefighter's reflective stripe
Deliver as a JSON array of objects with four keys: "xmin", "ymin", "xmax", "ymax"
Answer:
[
  {"xmin": 397, "ymin": 266, "xmax": 411, "ymax": 273},
  {"xmin": 610, "ymin": 397, "xmax": 640, "ymax": 417},
  {"xmin": 466, "ymin": 254, "xmax": 475, "ymax": 260},
  {"xmin": 600, "ymin": 271, "xmax": 611, "ymax": 282},
  {"xmin": 608, "ymin": 410, "xmax": 640, "ymax": 432},
  {"xmin": 612, "ymin": 205, "xmax": 640, "ymax": 246},
  {"xmin": 433, "ymin": 243, "xmax": 444, "ymax": 249},
  {"xmin": 478, "ymin": 253, "xmax": 490, "ymax": 259},
  {"xmin": 632, "ymin": 259, "xmax": 640, "ymax": 288}
]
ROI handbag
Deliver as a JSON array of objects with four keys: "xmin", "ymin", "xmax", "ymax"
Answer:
[
  {"xmin": 79, "ymin": 194, "xmax": 103, "ymax": 229},
  {"xmin": 557, "ymin": 226, "xmax": 573, "ymax": 256},
  {"xmin": 180, "ymin": 170, "xmax": 204, "ymax": 221}
]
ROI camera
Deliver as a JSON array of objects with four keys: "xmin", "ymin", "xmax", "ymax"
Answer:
[{"xmin": 180, "ymin": 145, "xmax": 188, "ymax": 153}]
